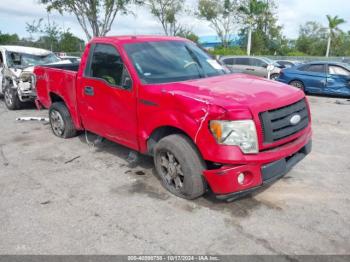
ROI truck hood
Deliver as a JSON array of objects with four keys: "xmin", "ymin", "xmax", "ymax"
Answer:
[
  {"xmin": 8, "ymin": 67, "xmax": 36, "ymax": 79},
  {"xmin": 164, "ymin": 73, "xmax": 304, "ymax": 113}
]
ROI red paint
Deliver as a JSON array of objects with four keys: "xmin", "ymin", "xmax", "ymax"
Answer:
[{"xmin": 34, "ymin": 36, "xmax": 312, "ymax": 196}]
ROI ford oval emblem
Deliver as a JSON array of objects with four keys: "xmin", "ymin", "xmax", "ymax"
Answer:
[{"xmin": 290, "ymin": 114, "xmax": 301, "ymax": 125}]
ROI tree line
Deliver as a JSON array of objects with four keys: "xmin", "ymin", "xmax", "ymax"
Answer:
[
  {"xmin": 0, "ymin": 17, "xmax": 85, "ymax": 53},
  {"xmin": 0, "ymin": 0, "xmax": 349, "ymax": 57}
]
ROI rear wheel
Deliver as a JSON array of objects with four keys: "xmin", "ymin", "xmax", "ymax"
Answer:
[
  {"xmin": 289, "ymin": 80, "xmax": 305, "ymax": 92},
  {"xmin": 4, "ymin": 85, "xmax": 22, "ymax": 110},
  {"xmin": 49, "ymin": 102, "xmax": 77, "ymax": 138},
  {"xmin": 154, "ymin": 134, "xmax": 207, "ymax": 199}
]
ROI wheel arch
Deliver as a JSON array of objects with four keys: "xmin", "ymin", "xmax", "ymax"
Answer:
[
  {"xmin": 48, "ymin": 91, "xmax": 83, "ymax": 130},
  {"xmin": 49, "ymin": 92, "xmax": 65, "ymax": 104},
  {"xmin": 146, "ymin": 125, "xmax": 195, "ymax": 155}
]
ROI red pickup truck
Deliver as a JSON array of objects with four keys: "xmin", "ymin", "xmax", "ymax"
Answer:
[{"xmin": 34, "ymin": 36, "xmax": 312, "ymax": 200}]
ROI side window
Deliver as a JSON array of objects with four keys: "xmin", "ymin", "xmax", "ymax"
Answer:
[
  {"xmin": 86, "ymin": 44, "xmax": 131, "ymax": 89},
  {"xmin": 236, "ymin": 58, "xmax": 249, "ymax": 65},
  {"xmin": 5, "ymin": 52, "xmax": 21, "ymax": 67},
  {"xmin": 328, "ymin": 65, "xmax": 350, "ymax": 76},
  {"xmin": 223, "ymin": 58, "xmax": 234, "ymax": 65},
  {"xmin": 299, "ymin": 65, "xmax": 309, "ymax": 71},
  {"xmin": 305, "ymin": 64, "xmax": 325, "ymax": 73},
  {"xmin": 249, "ymin": 58, "xmax": 266, "ymax": 67},
  {"xmin": 0, "ymin": 52, "xmax": 3, "ymax": 66}
]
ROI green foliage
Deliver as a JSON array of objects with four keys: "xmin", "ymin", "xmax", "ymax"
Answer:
[
  {"xmin": 286, "ymin": 51, "xmax": 307, "ymax": 57},
  {"xmin": 39, "ymin": 0, "xmax": 135, "ymax": 39},
  {"xmin": 25, "ymin": 19, "xmax": 44, "ymax": 40},
  {"xmin": 295, "ymin": 21, "xmax": 327, "ymax": 56},
  {"xmin": 209, "ymin": 46, "xmax": 246, "ymax": 56},
  {"xmin": 238, "ymin": 0, "xmax": 288, "ymax": 55},
  {"xmin": 325, "ymin": 15, "xmax": 346, "ymax": 56},
  {"xmin": 146, "ymin": 0, "xmax": 185, "ymax": 36},
  {"xmin": 176, "ymin": 29, "xmax": 199, "ymax": 43},
  {"xmin": 327, "ymin": 15, "xmax": 346, "ymax": 36},
  {"xmin": 238, "ymin": 0, "xmax": 267, "ymax": 24},
  {"xmin": 0, "ymin": 31, "xmax": 20, "ymax": 45},
  {"xmin": 0, "ymin": 18, "xmax": 84, "ymax": 53},
  {"xmin": 23, "ymin": 17, "xmax": 85, "ymax": 52},
  {"xmin": 59, "ymin": 32, "xmax": 85, "ymax": 52},
  {"xmin": 327, "ymin": 31, "xmax": 350, "ymax": 56},
  {"xmin": 197, "ymin": 0, "xmax": 239, "ymax": 48}
]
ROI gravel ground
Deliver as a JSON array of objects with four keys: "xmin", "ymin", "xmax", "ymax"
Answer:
[{"xmin": 0, "ymin": 96, "xmax": 349, "ymax": 255}]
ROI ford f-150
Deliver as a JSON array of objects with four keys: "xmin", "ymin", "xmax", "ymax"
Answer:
[{"xmin": 34, "ymin": 36, "xmax": 312, "ymax": 200}]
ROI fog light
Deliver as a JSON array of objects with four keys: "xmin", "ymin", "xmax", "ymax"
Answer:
[{"xmin": 237, "ymin": 173, "xmax": 245, "ymax": 185}]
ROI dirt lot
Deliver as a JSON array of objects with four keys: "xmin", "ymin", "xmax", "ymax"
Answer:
[{"xmin": 0, "ymin": 96, "xmax": 350, "ymax": 255}]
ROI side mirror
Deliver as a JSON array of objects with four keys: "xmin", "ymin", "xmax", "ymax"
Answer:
[
  {"xmin": 266, "ymin": 64, "xmax": 274, "ymax": 72},
  {"xmin": 122, "ymin": 76, "xmax": 132, "ymax": 90}
]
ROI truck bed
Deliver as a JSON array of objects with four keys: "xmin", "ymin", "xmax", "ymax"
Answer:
[
  {"xmin": 34, "ymin": 64, "xmax": 81, "ymax": 129},
  {"xmin": 41, "ymin": 63, "xmax": 80, "ymax": 72}
]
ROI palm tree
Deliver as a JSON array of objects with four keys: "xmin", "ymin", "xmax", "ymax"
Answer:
[
  {"xmin": 238, "ymin": 0, "xmax": 267, "ymax": 56},
  {"xmin": 326, "ymin": 15, "xmax": 346, "ymax": 57}
]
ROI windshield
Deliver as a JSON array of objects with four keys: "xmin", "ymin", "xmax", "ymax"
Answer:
[
  {"xmin": 262, "ymin": 58, "xmax": 281, "ymax": 67},
  {"xmin": 124, "ymin": 41, "xmax": 226, "ymax": 84},
  {"xmin": 6, "ymin": 51, "xmax": 61, "ymax": 68},
  {"xmin": 340, "ymin": 63, "xmax": 350, "ymax": 71}
]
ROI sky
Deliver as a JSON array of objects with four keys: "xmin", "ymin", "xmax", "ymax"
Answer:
[{"xmin": 0, "ymin": 0, "xmax": 349, "ymax": 42}]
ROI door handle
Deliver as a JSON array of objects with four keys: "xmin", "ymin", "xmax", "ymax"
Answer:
[
  {"xmin": 246, "ymin": 68, "xmax": 255, "ymax": 71},
  {"xmin": 84, "ymin": 86, "xmax": 94, "ymax": 96}
]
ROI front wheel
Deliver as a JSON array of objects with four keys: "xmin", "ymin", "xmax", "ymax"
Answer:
[
  {"xmin": 154, "ymin": 134, "xmax": 207, "ymax": 199},
  {"xmin": 49, "ymin": 102, "xmax": 77, "ymax": 138},
  {"xmin": 4, "ymin": 85, "xmax": 21, "ymax": 110},
  {"xmin": 289, "ymin": 80, "xmax": 305, "ymax": 92}
]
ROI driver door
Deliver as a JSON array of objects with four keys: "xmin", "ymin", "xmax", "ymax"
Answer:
[
  {"xmin": 78, "ymin": 43, "xmax": 139, "ymax": 150},
  {"xmin": 326, "ymin": 64, "xmax": 350, "ymax": 96}
]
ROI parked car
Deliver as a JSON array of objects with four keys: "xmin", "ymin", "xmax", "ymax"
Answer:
[
  {"xmin": 219, "ymin": 56, "xmax": 281, "ymax": 80},
  {"xmin": 34, "ymin": 36, "xmax": 312, "ymax": 201},
  {"xmin": 59, "ymin": 55, "xmax": 81, "ymax": 63},
  {"xmin": 277, "ymin": 61, "xmax": 350, "ymax": 97},
  {"xmin": 275, "ymin": 60, "xmax": 301, "ymax": 69},
  {"xmin": 0, "ymin": 45, "xmax": 67, "ymax": 110}
]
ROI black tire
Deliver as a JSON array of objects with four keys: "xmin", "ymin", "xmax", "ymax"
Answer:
[
  {"xmin": 270, "ymin": 73, "xmax": 280, "ymax": 80},
  {"xmin": 49, "ymin": 102, "xmax": 77, "ymax": 138},
  {"xmin": 154, "ymin": 134, "xmax": 207, "ymax": 199},
  {"xmin": 4, "ymin": 85, "xmax": 22, "ymax": 110},
  {"xmin": 289, "ymin": 80, "xmax": 305, "ymax": 92}
]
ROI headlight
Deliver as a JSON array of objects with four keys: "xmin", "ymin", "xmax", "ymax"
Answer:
[{"xmin": 209, "ymin": 120, "xmax": 258, "ymax": 154}]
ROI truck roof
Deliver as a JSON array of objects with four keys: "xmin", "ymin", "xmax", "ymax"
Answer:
[
  {"xmin": 0, "ymin": 45, "xmax": 52, "ymax": 56},
  {"xmin": 91, "ymin": 35, "xmax": 188, "ymax": 44}
]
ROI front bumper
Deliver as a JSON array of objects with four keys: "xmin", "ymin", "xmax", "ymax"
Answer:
[
  {"xmin": 17, "ymin": 82, "xmax": 36, "ymax": 102},
  {"xmin": 203, "ymin": 139, "xmax": 312, "ymax": 201}
]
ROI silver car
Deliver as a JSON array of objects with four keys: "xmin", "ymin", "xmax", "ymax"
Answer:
[
  {"xmin": 220, "ymin": 56, "xmax": 281, "ymax": 80},
  {"xmin": 0, "ymin": 45, "xmax": 65, "ymax": 110}
]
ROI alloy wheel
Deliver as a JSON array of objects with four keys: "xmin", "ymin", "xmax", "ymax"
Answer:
[
  {"xmin": 290, "ymin": 81, "xmax": 304, "ymax": 89},
  {"xmin": 4, "ymin": 88, "xmax": 13, "ymax": 106},
  {"xmin": 158, "ymin": 151, "xmax": 185, "ymax": 191},
  {"xmin": 50, "ymin": 110, "xmax": 65, "ymax": 137}
]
